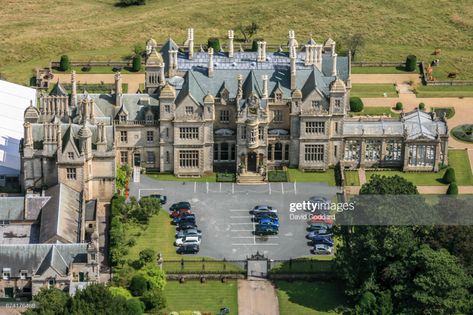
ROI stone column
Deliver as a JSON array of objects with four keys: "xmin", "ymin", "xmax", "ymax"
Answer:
[
  {"xmin": 403, "ymin": 144, "xmax": 410, "ymax": 171},
  {"xmin": 24, "ymin": 122, "xmax": 33, "ymax": 147},
  {"xmin": 159, "ymin": 63, "xmax": 165, "ymax": 85},
  {"xmin": 188, "ymin": 28, "xmax": 194, "ymax": 60},
  {"xmin": 228, "ymin": 30, "xmax": 234, "ymax": 58},
  {"xmin": 290, "ymin": 46, "xmax": 297, "ymax": 90}
]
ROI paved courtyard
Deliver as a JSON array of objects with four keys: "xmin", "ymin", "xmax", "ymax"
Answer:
[{"xmin": 130, "ymin": 176, "xmax": 340, "ymax": 260}]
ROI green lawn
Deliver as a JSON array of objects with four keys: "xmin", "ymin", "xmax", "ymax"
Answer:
[
  {"xmin": 351, "ymin": 66, "xmax": 412, "ymax": 74},
  {"xmin": 164, "ymin": 280, "xmax": 238, "ymax": 315},
  {"xmin": 344, "ymin": 171, "xmax": 360, "ymax": 186},
  {"xmin": 276, "ymin": 281, "xmax": 348, "ymax": 315},
  {"xmin": 148, "ymin": 173, "xmax": 217, "ymax": 182},
  {"xmin": 366, "ymin": 150, "xmax": 473, "ymax": 186},
  {"xmin": 350, "ymin": 106, "xmax": 400, "ymax": 118},
  {"xmin": 351, "ymin": 83, "xmax": 398, "ymax": 98},
  {"xmin": 287, "ymin": 169, "xmax": 337, "ymax": 186},
  {"xmin": 415, "ymin": 85, "xmax": 473, "ymax": 98}
]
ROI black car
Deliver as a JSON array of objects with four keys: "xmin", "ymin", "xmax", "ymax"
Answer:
[
  {"xmin": 176, "ymin": 222, "xmax": 198, "ymax": 231},
  {"xmin": 254, "ymin": 224, "xmax": 278, "ymax": 236},
  {"xmin": 253, "ymin": 212, "xmax": 278, "ymax": 221},
  {"xmin": 170, "ymin": 201, "xmax": 191, "ymax": 211},
  {"xmin": 176, "ymin": 244, "xmax": 199, "ymax": 254},
  {"xmin": 172, "ymin": 213, "xmax": 196, "ymax": 224},
  {"xmin": 147, "ymin": 194, "xmax": 167, "ymax": 205}
]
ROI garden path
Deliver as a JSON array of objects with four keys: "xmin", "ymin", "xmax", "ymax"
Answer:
[
  {"xmin": 238, "ymin": 279, "xmax": 279, "ymax": 315},
  {"xmin": 52, "ymin": 73, "xmax": 145, "ymax": 94}
]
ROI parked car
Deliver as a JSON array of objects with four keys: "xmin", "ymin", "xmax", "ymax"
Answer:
[
  {"xmin": 170, "ymin": 208, "xmax": 192, "ymax": 218},
  {"xmin": 147, "ymin": 194, "xmax": 167, "ymax": 205},
  {"xmin": 176, "ymin": 222, "xmax": 198, "ymax": 231},
  {"xmin": 308, "ymin": 215, "xmax": 334, "ymax": 225},
  {"xmin": 311, "ymin": 244, "xmax": 333, "ymax": 255},
  {"xmin": 172, "ymin": 213, "xmax": 196, "ymax": 225},
  {"xmin": 307, "ymin": 196, "xmax": 331, "ymax": 212},
  {"xmin": 254, "ymin": 224, "xmax": 278, "ymax": 235},
  {"xmin": 175, "ymin": 235, "xmax": 201, "ymax": 247},
  {"xmin": 307, "ymin": 223, "xmax": 332, "ymax": 232},
  {"xmin": 258, "ymin": 217, "xmax": 280, "ymax": 228},
  {"xmin": 306, "ymin": 231, "xmax": 333, "ymax": 239},
  {"xmin": 170, "ymin": 201, "xmax": 191, "ymax": 211},
  {"xmin": 175, "ymin": 228, "xmax": 202, "ymax": 239},
  {"xmin": 311, "ymin": 236, "xmax": 334, "ymax": 247},
  {"xmin": 176, "ymin": 244, "xmax": 199, "ymax": 254},
  {"xmin": 253, "ymin": 212, "xmax": 278, "ymax": 221},
  {"xmin": 251, "ymin": 205, "xmax": 278, "ymax": 214}
]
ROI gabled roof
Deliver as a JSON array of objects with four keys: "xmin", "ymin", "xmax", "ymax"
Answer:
[
  {"xmin": 161, "ymin": 37, "xmax": 180, "ymax": 72},
  {"xmin": 403, "ymin": 110, "xmax": 447, "ymax": 140},
  {"xmin": 270, "ymin": 81, "xmax": 283, "ymax": 97},
  {"xmin": 175, "ymin": 70, "xmax": 206, "ymax": 106},
  {"xmin": 49, "ymin": 82, "xmax": 68, "ymax": 97},
  {"xmin": 39, "ymin": 184, "xmax": 81, "ymax": 244},
  {"xmin": 242, "ymin": 70, "xmax": 263, "ymax": 99},
  {"xmin": 301, "ymin": 69, "xmax": 329, "ymax": 100}
]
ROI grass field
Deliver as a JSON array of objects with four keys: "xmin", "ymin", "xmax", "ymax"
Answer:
[
  {"xmin": 344, "ymin": 171, "xmax": 360, "ymax": 186},
  {"xmin": 350, "ymin": 106, "xmax": 400, "ymax": 118},
  {"xmin": 366, "ymin": 150, "xmax": 473, "ymax": 186},
  {"xmin": 164, "ymin": 280, "xmax": 238, "ymax": 315},
  {"xmin": 2, "ymin": 1, "xmax": 473, "ymax": 84},
  {"xmin": 415, "ymin": 85, "xmax": 473, "ymax": 98},
  {"xmin": 287, "ymin": 168, "xmax": 337, "ymax": 186},
  {"xmin": 276, "ymin": 281, "xmax": 348, "ymax": 315},
  {"xmin": 351, "ymin": 83, "xmax": 398, "ymax": 98}
]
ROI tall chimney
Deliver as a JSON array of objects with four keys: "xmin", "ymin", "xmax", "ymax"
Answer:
[
  {"xmin": 228, "ymin": 30, "xmax": 234, "ymax": 58},
  {"xmin": 115, "ymin": 72, "xmax": 122, "ymax": 106},
  {"xmin": 56, "ymin": 123, "xmax": 62, "ymax": 150},
  {"xmin": 332, "ymin": 53, "xmax": 338, "ymax": 76},
  {"xmin": 262, "ymin": 41, "xmax": 267, "ymax": 61},
  {"xmin": 290, "ymin": 46, "xmax": 297, "ymax": 90},
  {"xmin": 257, "ymin": 41, "xmax": 263, "ymax": 62},
  {"xmin": 315, "ymin": 45, "xmax": 323, "ymax": 70},
  {"xmin": 24, "ymin": 122, "xmax": 33, "ymax": 147},
  {"xmin": 71, "ymin": 70, "xmax": 77, "ymax": 109},
  {"xmin": 262, "ymin": 75, "xmax": 268, "ymax": 98},
  {"xmin": 188, "ymin": 28, "xmax": 194, "ymax": 60},
  {"xmin": 208, "ymin": 47, "xmax": 214, "ymax": 78},
  {"xmin": 237, "ymin": 74, "xmax": 243, "ymax": 100},
  {"xmin": 331, "ymin": 41, "xmax": 336, "ymax": 56},
  {"xmin": 304, "ymin": 45, "xmax": 310, "ymax": 65},
  {"xmin": 159, "ymin": 63, "xmax": 165, "ymax": 85}
]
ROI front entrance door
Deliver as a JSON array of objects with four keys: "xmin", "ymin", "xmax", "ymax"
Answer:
[
  {"xmin": 133, "ymin": 153, "xmax": 141, "ymax": 167},
  {"xmin": 248, "ymin": 152, "xmax": 257, "ymax": 172}
]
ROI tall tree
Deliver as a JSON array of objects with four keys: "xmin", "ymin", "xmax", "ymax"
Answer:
[{"xmin": 345, "ymin": 33, "xmax": 365, "ymax": 61}]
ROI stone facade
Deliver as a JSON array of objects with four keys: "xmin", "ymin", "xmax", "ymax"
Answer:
[{"xmin": 21, "ymin": 29, "xmax": 449, "ymax": 187}]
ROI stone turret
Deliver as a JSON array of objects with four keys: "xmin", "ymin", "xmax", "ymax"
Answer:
[{"xmin": 96, "ymin": 122, "xmax": 107, "ymax": 152}]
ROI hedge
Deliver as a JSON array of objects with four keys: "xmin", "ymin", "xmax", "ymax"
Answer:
[
  {"xmin": 207, "ymin": 38, "xmax": 220, "ymax": 52},
  {"xmin": 217, "ymin": 173, "xmax": 235, "ymax": 182},
  {"xmin": 443, "ymin": 167, "xmax": 456, "ymax": 184},
  {"xmin": 59, "ymin": 55, "xmax": 70, "ymax": 71},
  {"xmin": 447, "ymin": 182, "xmax": 458, "ymax": 195},
  {"xmin": 132, "ymin": 55, "xmax": 142, "ymax": 72},
  {"xmin": 405, "ymin": 55, "xmax": 417, "ymax": 72},
  {"xmin": 268, "ymin": 170, "xmax": 288, "ymax": 182},
  {"xmin": 349, "ymin": 97, "xmax": 364, "ymax": 112}
]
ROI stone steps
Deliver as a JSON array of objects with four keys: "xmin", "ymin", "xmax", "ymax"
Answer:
[{"xmin": 238, "ymin": 172, "xmax": 266, "ymax": 185}]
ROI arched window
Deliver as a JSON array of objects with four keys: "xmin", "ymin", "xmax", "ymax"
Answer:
[{"xmin": 275, "ymin": 143, "xmax": 283, "ymax": 161}]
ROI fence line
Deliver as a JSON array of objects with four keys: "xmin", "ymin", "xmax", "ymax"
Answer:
[{"xmin": 421, "ymin": 61, "xmax": 473, "ymax": 86}]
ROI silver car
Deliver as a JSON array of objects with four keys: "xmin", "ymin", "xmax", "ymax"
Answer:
[{"xmin": 175, "ymin": 228, "xmax": 202, "ymax": 239}]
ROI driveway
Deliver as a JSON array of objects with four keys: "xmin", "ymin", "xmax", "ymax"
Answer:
[{"xmin": 130, "ymin": 176, "xmax": 340, "ymax": 260}]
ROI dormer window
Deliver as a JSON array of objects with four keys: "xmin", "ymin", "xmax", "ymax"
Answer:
[
  {"xmin": 165, "ymin": 105, "xmax": 171, "ymax": 113},
  {"xmin": 335, "ymin": 99, "xmax": 342, "ymax": 108},
  {"xmin": 67, "ymin": 152, "xmax": 74, "ymax": 159},
  {"xmin": 20, "ymin": 270, "xmax": 28, "ymax": 280},
  {"xmin": 275, "ymin": 92, "xmax": 282, "ymax": 101},
  {"xmin": 146, "ymin": 113, "xmax": 153, "ymax": 123},
  {"xmin": 311, "ymin": 100, "xmax": 320, "ymax": 109},
  {"xmin": 186, "ymin": 106, "xmax": 194, "ymax": 115},
  {"xmin": 2, "ymin": 268, "xmax": 11, "ymax": 280},
  {"xmin": 119, "ymin": 114, "xmax": 127, "ymax": 123}
]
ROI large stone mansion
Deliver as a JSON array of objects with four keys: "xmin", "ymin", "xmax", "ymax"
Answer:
[{"xmin": 20, "ymin": 29, "xmax": 448, "ymax": 194}]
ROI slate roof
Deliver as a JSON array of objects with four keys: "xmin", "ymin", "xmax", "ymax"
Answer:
[
  {"xmin": 49, "ymin": 82, "xmax": 68, "ymax": 97},
  {"xmin": 0, "ymin": 195, "xmax": 49, "ymax": 221},
  {"xmin": 85, "ymin": 199, "xmax": 96, "ymax": 221},
  {"xmin": 0, "ymin": 243, "xmax": 87, "ymax": 277},
  {"xmin": 39, "ymin": 184, "xmax": 81, "ymax": 244}
]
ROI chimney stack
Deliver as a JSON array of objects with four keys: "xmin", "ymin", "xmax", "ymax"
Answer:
[
  {"xmin": 24, "ymin": 122, "xmax": 33, "ymax": 147},
  {"xmin": 237, "ymin": 74, "xmax": 243, "ymax": 100},
  {"xmin": 262, "ymin": 75, "xmax": 268, "ymax": 98},
  {"xmin": 316, "ymin": 45, "xmax": 323, "ymax": 69},
  {"xmin": 115, "ymin": 72, "xmax": 122, "ymax": 107},
  {"xmin": 331, "ymin": 41, "xmax": 336, "ymax": 56},
  {"xmin": 159, "ymin": 63, "xmax": 166, "ymax": 85},
  {"xmin": 187, "ymin": 28, "xmax": 194, "ymax": 60},
  {"xmin": 332, "ymin": 53, "xmax": 338, "ymax": 76},
  {"xmin": 71, "ymin": 70, "xmax": 77, "ymax": 109},
  {"xmin": 290, "ymin": 46, "xmax": 297, "ymax": 90},
  {"xmin": 208, "ymin": 47, "xmax": 214, "ymax": 78},
  {"xmin": 228, "ymin": 30, "xmax": 234, "ymax": 58}
]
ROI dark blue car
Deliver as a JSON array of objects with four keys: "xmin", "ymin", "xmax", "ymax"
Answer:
[
  {"xmin": 172, "ymin": 213, "xmax": 196, "ymax": 225},
  {"xmin": 310, "ymin": 235, "xmax": 334, "ymax": 246}
]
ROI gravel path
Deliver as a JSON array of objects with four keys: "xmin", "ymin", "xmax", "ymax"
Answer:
[{"xmin": 238, "ymin": 279, "xmax": 279, "ymax": 315}]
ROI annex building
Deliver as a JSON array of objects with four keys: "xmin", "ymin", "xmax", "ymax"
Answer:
[{"xmin": 21, "ymin": 29, "xmax": 448, "ymax": 190}]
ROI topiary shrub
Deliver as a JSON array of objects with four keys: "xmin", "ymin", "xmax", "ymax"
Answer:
[
  {"xmin": 443, "ymin": 167, "xmax": 456, "ymax": 184},
  {"xmin": 405, "ymin": 55, "xmax": 417, "ymax": 72},
  {"xmin": 251, "ymin": 38, "xmax": 264, "ymax": 52},
  {"xmin": 447, "ymin": 182, "xmax": 458, "ymax": 195},
  {"xmin": 125, "ymin": 298, "xmax": 145, "ymax": 315},
  {"xmin": 140, "ymin": 288, "xmax": 167, "ymax": 311},
  {"xmin": 350, "ymin": 97, "xmax": 364, "ymax": 112},
  {"xmin": 418, "ymin": 102, "xmax": 425, "ymax": 111},
  {"xmin": 129, "ymin": 275, "xmax": 148, "ymax": 296},
  {"xmin": 207, "ymin": 38, "xmax": 220, "ymax": 52},
  {"xmin": 395, "ymin": 102, "xmax": 403, "ymax": 111},
  {"xmin": 59, "ymin": 55, "xmax": 70, "ymax": 72},
  {"xmin": 132, "ymin": 55, "xmax": 142, "ymax": 72}
]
